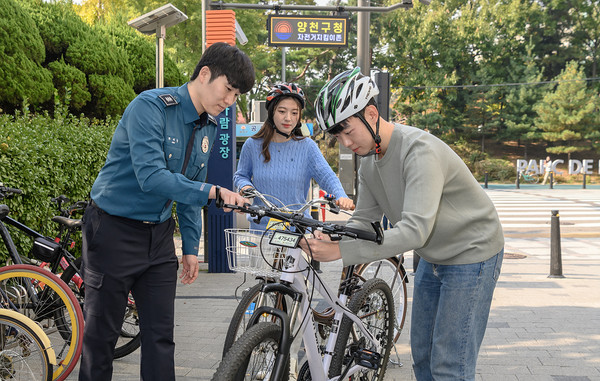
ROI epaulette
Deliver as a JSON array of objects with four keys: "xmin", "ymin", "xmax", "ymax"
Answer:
[{"xmin": 158, "ymin": 94, "xmax": 179, "ymax": 107}]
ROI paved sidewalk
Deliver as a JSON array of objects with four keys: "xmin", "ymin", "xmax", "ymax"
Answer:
[
  {"xmin": 65, "ymin": 188, "xmax": 600, "ymax": 380},
  {"xmin": 64, "ymin": 234, "xmax": 600, "ymax": 381}
]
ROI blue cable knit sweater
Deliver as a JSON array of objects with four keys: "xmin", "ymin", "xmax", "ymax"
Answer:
[{"xmin": 233, "ymin": 137, "xmax": 348, "ymax": 230}]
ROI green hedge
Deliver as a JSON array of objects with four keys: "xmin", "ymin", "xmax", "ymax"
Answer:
[{"xmin": 0, "ymin": 110, "xmax": 115, "ymax": 262}]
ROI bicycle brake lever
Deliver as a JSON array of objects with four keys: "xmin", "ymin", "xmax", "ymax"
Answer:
[{"xmin": 371, "ymin": 221, "xmax": 384, "ymax": 245}]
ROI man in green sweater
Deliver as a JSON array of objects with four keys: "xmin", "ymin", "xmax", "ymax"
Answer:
[{"xmin": 305, "ymin": 67, "xmax": 504, "ymax": 381}]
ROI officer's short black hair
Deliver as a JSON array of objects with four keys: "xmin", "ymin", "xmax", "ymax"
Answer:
[{"xmin": 190, "ymin": 42, "xmax": 255, "ymax": 94}]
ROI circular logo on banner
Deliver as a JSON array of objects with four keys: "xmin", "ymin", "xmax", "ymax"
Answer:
[
  {"xmin": 201, "ymin": 136, "xmax": 209, "ymax": 153},
  {"xmin": 275, "ymin": 21, "xmax": 292, "ymax": 41}
]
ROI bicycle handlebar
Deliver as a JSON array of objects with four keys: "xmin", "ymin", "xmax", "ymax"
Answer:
[
  {"xmin": 0, "ymin": 185, "xmax": 23, "ymax": 200},
  {"xmin": 217, "ymin": 196, "xmax": 383, "ymax": 245}
]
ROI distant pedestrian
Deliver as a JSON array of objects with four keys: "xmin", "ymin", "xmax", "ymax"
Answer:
[{"xmin": 541, "ymin": 156, "xmax": 552, "ymax": 185}]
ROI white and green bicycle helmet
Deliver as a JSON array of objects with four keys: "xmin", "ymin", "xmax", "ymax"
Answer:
[
  {"xmin": 315, "ymin": 67, "xmax": 379, "ymax": 132},
  {"xmin": 315, "ymin": 67, "xmax": 382, "ymax": 155}
]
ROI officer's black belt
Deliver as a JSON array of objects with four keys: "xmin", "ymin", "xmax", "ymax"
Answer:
[{"xmin": 90, "ymin": 200, "xmax": 160, "ymax": 226}]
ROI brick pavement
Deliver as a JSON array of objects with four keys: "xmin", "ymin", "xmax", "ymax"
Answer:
[{"xmin": 65, "ymin": 188, "xmax": 600, "ymax": 380}]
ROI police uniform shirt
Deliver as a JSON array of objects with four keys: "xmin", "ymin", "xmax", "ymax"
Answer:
[{"xmin": 90, "ymin": 83, "xmax": 217, "ymax": 255}]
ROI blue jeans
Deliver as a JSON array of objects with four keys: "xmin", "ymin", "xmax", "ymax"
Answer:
[{"xmin": 411, "ymin": 250, "xmax": 504, "ymax": 381}]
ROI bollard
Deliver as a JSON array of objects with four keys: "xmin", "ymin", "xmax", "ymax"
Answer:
[
  {"xmin": 549, "ymin": 172, "xmax": 554, "ymax": 189},
  {"xmin": 583, "ymin": 173, "xmax": 587, "ymax": 189},
  {"xmin": 548, "ymin": 210, "xmax": 565, "ymax": 278},
  {"xmin": 515, "ymin": 172, "xmax": 520, "ymax": 189},
  {"xmin": 484, "ymin": 172, "xmax": 489, "ymax": 189}
]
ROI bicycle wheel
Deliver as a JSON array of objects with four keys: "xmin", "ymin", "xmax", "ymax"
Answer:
[
  {"xmin": 355, "ymin": 257, "xmax": 408, "ymax": 342},
  {"xmin": 329, "ymin": 278, "xmax": 394, "ymax": 380},
  {"xmin": 222, "ymin": 281, "xmax": 289, "ymax": 357},
  {"xmin": 213, "ymin": 322, "xmax": 289, "ymax": 381},
  {"xmin": 0, "ymin": 264, "xmax": 83, "ymax": 381},
  {"xmin": 60, "ymin": 257, "xmax": 141, "ymax": 359},
  {"xmin": 0, "ymin": 309, "xmax": 54, "ymax": 381}
]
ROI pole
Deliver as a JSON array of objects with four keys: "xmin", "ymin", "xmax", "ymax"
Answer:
[
  {"xmin": 516, "ymin": 171, "xmax": 520, "ymax": 189},
  {"xmin": 583, "ymin": 173, "xmax": 587, "ymax": 189},
  {"xmin": 549, "ymin": 210, "xmax": 565, "ymax": 278},
  {"xmin": 282, "ymin": 47, "xmax": 286, "ymax": 82},
  {"xmin": 357, "ymin": 0, "xmax": 370, "ymax": 74},
  {"xmin": 156, "ymin": 25, "xmax": 165, "ymax": 88},
  {"xmin": 549, "ymin": 172, "xmax": 554, "ymax": 189},
  {"xmin": 484, "ymin": 172, "xmax": 488, "ymax": 189}
]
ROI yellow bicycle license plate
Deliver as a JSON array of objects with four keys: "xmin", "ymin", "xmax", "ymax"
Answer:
[{"xmin": 266, "ymin": 218, "xmax": 290, "ymax": 231}]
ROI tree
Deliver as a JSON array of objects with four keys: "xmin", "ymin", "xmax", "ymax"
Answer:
[
  {"xmin": 534, "ymin": 60, "xmax": 599, "ymax": 160},
  {"xmin": 0, "ymin": 0, "xmax": 54, "ymax": 112},
  {"xmin": 500, "ymin": 41, "xmax": 547, "ymax": 158}
]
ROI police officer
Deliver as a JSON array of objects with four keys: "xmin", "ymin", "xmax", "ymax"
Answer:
[{"xmin": 78, "ymin": 42, "xmax": 255, "ymax": 381}]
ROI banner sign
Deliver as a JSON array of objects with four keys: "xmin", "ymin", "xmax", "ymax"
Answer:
[
  {"xmin": 516, "ymin": 159, "xmax": 600, "ymax": 175},
  {"xmin": 268, "ymin": 15, "xmax": 348, "ymax": 47}
]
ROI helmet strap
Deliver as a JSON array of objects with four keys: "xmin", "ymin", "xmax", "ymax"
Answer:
[
  {"xmin": 268, "ymin": 117, "xmax": 292, "ymax": 139},
  {"xmin": 355, "ymin": 113, "xmax": 382, "ymax": 157}
]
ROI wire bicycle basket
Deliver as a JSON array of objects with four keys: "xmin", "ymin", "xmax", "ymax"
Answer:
[{"xmin": 225, "ymin": 229, "xmax": 287, "ymax": 278}]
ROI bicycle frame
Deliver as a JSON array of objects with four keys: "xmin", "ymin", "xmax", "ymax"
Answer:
[{"xmin": 249, "ymin": 245, "xmax": 382, "ymax": 381}]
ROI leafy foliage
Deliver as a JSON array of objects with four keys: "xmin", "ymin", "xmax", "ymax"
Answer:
[
  {"xmin": 1, "ymin": 0, "xmax": 184, "ymax": 118},
  {"xmin": 534, "ymin": 61, "xmax": 598, "ymax": 158},
  {"xmin": 48, "ymin": 58, "xmax": 91, "ymax": 111},
  {"xmin": 0, "ymin": 110, "xmax": 116, "ymax": 262},
  {"xmin": 87, "ymin": 74, "xmax": 136, "ymax": 117},
  {"xmin": 0, "ymin": 0, "xmax": 54, "ymax": 112}
]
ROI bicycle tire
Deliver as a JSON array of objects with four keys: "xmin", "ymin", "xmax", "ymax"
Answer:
[
  {"xmin": 212, "ymin": 322, "xmax": 289, "ymax": 381},
  {"xmin": 0, "ymin": 309, "xmax": 54, "ymax": 381},
  {"xmin": 355, "ymin": 257, "xmax": 408, "ymax": 343},
  {"xmin": 222, "ymin": 281, "xmax": 289, "ymax": 357},
  {"xmin": 60, "ymin": 257, "xmax": 141, "ymax": 359},
  {"xmin": 0, "ymin": 264, "xmax": 83, "ymax": 381},
  {"xmin": 329, "ymin": 278, "xmax": 394, "ymax": 380}
]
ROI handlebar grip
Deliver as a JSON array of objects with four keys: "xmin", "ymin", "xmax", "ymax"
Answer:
[
  {"xmin": 6, "ymin": 187, "xmax": 22, "ymax": 195},
  {"xmin": 343, "ymin": 221, "xmax": 384, "ymax": 244},
  {"xmin": 214, "ymin": 186, "xmax": 224, "ymax": 209}
]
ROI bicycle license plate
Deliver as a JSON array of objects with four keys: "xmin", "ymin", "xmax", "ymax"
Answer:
[
  {"xmin": 269, "ymin": 230, "xmax": 302, "ymax": 248},
  {"xmin": 266, "ymin": 218, "xmax": 290, "ymax": 230}
]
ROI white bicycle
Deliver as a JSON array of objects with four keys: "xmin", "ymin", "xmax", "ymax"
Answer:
[{"xmin": 213, "ymin": 197, "xmax": 394, "ymax": 381}]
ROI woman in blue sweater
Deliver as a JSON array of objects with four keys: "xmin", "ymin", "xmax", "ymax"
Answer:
[{"xmin": 233, "ymin": 83, "xmax": 353, "ymax": 230}]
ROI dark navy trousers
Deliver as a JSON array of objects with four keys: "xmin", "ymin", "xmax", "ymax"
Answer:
[{"xmin": 78, "ymin": 203, "xmax": 178, "ymax": 381}]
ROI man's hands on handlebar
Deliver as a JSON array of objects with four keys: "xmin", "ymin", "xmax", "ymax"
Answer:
[
  {"xmin": 299, "ymin": 230, "xmax": 342, "ymax": 262},
  {"xmin": 211, "ymin": 185, "xmax": 249, "ymax": 212}
]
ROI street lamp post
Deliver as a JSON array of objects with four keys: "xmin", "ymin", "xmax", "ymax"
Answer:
[{"xmin": 128, "ymin": 3, "xmax": 188, "ymax": 88}]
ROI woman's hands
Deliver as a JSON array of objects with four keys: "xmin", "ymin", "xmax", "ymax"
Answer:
[{"xmin": 336, "ymin": 197, "xmax": 355, "ymax": 211}]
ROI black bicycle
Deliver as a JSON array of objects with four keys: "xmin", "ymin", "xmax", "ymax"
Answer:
[{"xmin": 0, "ymin": 185, "xmax": 140, "ymax": 360}]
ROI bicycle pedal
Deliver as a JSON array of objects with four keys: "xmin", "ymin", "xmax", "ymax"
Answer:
[{"xmin": 354, "ymin": 348, "xmax": 381, "ymax": 370}]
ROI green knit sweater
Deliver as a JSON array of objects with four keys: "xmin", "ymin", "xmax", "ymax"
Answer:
[{"xmin": 340, "ymin": 124, "xmax": 504, "ymax": 266}]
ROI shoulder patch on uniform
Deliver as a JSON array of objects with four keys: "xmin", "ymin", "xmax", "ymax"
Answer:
[{"xmin": 158, "ymin": 94, "xmax": 179, "ymax": 106}]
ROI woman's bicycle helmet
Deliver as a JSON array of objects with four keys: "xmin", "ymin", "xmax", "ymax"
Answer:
[
  {"xmin": 265, "ymin": 83, "xmax": 306, "ymax": 110},
  {"xmin": 315, "ymin": 67, "xmax": 379, "ymax": 133}
]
